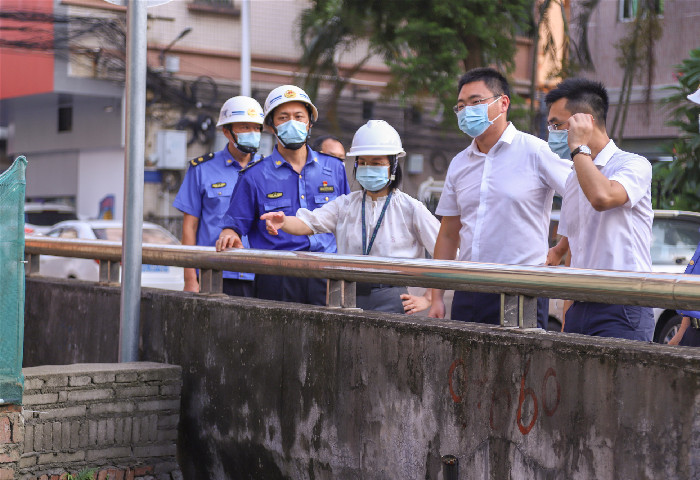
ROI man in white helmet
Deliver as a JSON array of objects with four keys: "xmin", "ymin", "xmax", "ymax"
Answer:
[
  {"xmin": 173, "ymin": 96, "xmax": 264, "ymax": 296},
  {"xmin": 216, "ymin": 85, "xmax": 350, "ymax": 305}
]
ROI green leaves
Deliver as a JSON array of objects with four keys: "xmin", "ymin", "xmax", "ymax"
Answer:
[
  {"xmin": 299, "ymin": 0, "xmax": 533, "ymax": 125},
  {"xmin": 655, "ymin": 48, "xmax": 700, "ymax": 210}
]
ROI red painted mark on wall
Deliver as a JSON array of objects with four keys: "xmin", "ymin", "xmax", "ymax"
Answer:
[{"xmin": 448, "ymin": 357, "xmax": 561, "ymax": 435}]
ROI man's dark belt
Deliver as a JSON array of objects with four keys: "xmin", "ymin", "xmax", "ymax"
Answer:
[
  {"xmin": 356, "ymin": 283, "xmax": 395, "ymax": 296},
  {"xmin": 690, "ymin": 317, "xmax": 700, "ymax": 329}
]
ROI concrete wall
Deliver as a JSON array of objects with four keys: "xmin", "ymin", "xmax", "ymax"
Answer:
[
  {"xmin": 24, "ymin": 276, "xmax": 700, "ymax": 480},
  {"xmin": 19, "ymin": 362, "xmax": 182, "ymax": 480}
]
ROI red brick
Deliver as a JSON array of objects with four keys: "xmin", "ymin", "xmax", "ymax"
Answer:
[
  {"xmin": 0, "ymin": 406, "xmax": 20, "ymax": 414},
  {"xmin": 0, "ymin": 453, "xmax": 14, "ymax": 463},
  {"xmin": 98, "ymin": 470, "xmax": 108, "ymax": 480},
  {"xmin": 133, "ymin": 466, "xmax": 153, "ymax": 476},
  {"xmin": 39, "ymin": 475, "xmax": 49, "ymax": 480},
  {"xmin": 0, "ymin": 468, "xmax": 14, "ymax": 480},
  {"xmin": 50, "ymin": 475, "xmax": 59, "ymax": 480},
  {"xmin": 125, "ymin": 469, "xmax": 134, "ymax": 480},
  {"xmin": 0, "ymin": 418, "xmax": 10, "ymax": 444},
  {"xmin": 107, "ymin": 469, "xmax": 124, "ymax": 480},
  {"xmin": 59, "ymin": 474, "xmax": 69, "ymax": 480}
]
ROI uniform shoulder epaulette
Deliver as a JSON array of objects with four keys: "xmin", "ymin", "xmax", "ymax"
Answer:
[
  {"xmin": 189, "ymin": 152, "xmax": 215, "ymax": 167},
  {"xmin": 240, "ymin": 156, "xmax": 264, "ymax": 174}
]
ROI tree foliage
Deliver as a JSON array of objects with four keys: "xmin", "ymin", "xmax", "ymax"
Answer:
[
  {"xmin": 654, "ymin": 48, "xmax": 700, "ymax": 210},
  {"xmin": 299, "ymin": 0, "xmax": 533, "ymax": 125}
]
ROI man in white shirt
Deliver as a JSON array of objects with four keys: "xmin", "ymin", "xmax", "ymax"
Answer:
[
  {"xmin": 545, "ymin": 78, "xmax": 654, "ymax": 341},
  {"xmin": 428, "ymin": 68, "xmax": 572, "ymax": 328}
]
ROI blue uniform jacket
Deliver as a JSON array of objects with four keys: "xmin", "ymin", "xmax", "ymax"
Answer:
[
  {"xmin": 221, "ymin": 145, "xmax": 350, "ymax": 253},
  {"xmin": 677, "ymin": 243, "xmax": 700, "ymax": 320},
  {"xmin": 173, "ymin": 146, "xmax": 260, "ymax": 281}
]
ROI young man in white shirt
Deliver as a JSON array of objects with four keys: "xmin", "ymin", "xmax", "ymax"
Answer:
[
  {"xmin": 428, "ymin": 67, "xmax": 572, "ymax": 328},
  {"xmin": 545, "ymin": 78, "xmax": 655, "ymax": 341}
]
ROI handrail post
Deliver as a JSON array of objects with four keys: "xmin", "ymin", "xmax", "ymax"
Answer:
[
  {"xmin": 326, "ymin": 279, "xmax": 357, "ymax": 308},
  {"xmin": 99, "ymin": 260, "xmax": 121, "ymax": 285},
  {"xmin": 24, "ymin": 253, "xmax": 40, "ymax": 276},
  {"xmin": 501, "ymin": 294, "xmax": 538, "ymax": 329},
  {"xmin": 199, "ymin": 269, "xmax": 223, "ymax": 294}
]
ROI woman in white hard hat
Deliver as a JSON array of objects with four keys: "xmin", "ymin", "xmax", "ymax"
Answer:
[{"xmin": 261, "ymin": 120, "xmax": 440, "ymax": 314}]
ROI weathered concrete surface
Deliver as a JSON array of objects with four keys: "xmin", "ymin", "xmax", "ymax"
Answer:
[{"xmin": 25, "ymin": 276, "xmax": 700, "ymax": 480}]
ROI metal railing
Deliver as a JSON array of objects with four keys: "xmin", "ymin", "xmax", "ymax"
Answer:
[{"xmin": 24, "ymin": 236, "xmax": 700, "ymax": 329}]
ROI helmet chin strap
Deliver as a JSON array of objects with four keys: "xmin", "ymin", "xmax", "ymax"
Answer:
[{"xmin": 228, "ymin": 131, "xmax": 256, "ymax": 155}]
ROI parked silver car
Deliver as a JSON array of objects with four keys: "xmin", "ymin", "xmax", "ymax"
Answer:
[
  {"xmin": 41, "ymin": 219, "xmax": 185, "ymax": 291},
  {"xmin": 548, "ymin": 210, "xmax": 700, "ymax": 343}
]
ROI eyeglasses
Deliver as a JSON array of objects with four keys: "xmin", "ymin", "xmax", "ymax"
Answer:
[
  {"xmin": 547, "ymin": 122, "xmax": 567, "ymax": 132},
  {"xmin": 452, "ymin": 95, "xmax": 502, "ymax": 114}
]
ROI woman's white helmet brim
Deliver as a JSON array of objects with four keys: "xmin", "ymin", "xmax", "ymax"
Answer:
[{"xmin": 346, "ymin": 120, "xmax": 406, "ymax": 158}]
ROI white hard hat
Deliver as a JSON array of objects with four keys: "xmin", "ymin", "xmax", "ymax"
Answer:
[
  {"xmin": 346, "ymin": 120, "xmax": 406, "ymax": 158},
  {"xmin": 217, "ymin": 96, "xmax": 264, "ymax": 127},
  {"xmin": 263, "ymin": 85, "xmax": 319, "ymax": 125},
  {"xmin": 688, "ymin": 85, "xmax": 700, "ymax": 105}
]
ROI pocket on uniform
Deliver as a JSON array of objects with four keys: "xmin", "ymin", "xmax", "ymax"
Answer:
[
  {"xmin": 314, "ymin": 193, "xmax": 337, "ymax": 205},
  {"xmin": 263, "ymin": 198, "xmax": 292, "ymax": 213},
  {"xmin": 205, "ymin": 184, "xmax": 234, "ymax": 199}
]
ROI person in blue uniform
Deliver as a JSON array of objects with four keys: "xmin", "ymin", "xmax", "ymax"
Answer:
[
  {"xmin": 669, "ymin": 84, "xmax": 700, "ymax": 347},
  {"xmin": 215, "ymin": 85, "xmax": 350, "ymax": 305},
  {"xmin": 173, "ymin": 96, "xmax": 264, "ymax": 296}
]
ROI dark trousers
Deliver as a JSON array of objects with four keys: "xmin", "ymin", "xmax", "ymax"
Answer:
[
  {"xmin": 680, "ymin": 323, "xmax": 700, "ymax": 347},
  {"xmin": 564, "ymin": 301, "xmax": 654, "ymax": 341},
  {"xmin": 451, "ymin": 291, "xmax": 549, "ymax": 330},
  {"xmin": 222, "ymin": 278, "xmax": 254, "ymax": 298},
  {"xmin": 356, "ymin": 284, "xmax": 408, "ymax": 314},
  {"xmin": 254, "ymin": 274, "xmax": 327, "ymax": 306}
]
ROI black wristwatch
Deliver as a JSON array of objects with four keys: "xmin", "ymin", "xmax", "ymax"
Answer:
[{"xmin": 570, "ymin": 145, "xmax": 592, "ymax": 159}]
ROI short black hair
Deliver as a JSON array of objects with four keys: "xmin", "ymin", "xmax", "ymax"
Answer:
[
  {"xmin": 545, "ymin": 78, "xmax": 609, "ymax": 126},
  {"xmin": 311, "ymin": 135, "xmax": 342, "ymax": 152},
  {"xmin": 457, "ymin": 67, "xmax": 511, "ymax": 99}
]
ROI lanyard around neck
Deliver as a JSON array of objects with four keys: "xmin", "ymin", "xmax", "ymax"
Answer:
[{"xmin": 361, "ymin": 190, "xmax": 393, "ymax": 256}]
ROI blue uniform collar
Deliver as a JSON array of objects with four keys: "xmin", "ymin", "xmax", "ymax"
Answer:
[
  {"xmin": 220, "ymin": 145, "xmax": 247, "ymax": 169},
  {"xmin": 270, "ymin": 145, "xmax": 318, "ymax": 169}
]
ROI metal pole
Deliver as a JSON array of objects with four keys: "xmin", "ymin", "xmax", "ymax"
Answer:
[
  {"xmin": 119, "ymin": 0, "xmax": 148, "ymax": 363},
  {"xmin": 241, "ymin": 0, "xmax": 251, "ymax": 97}
]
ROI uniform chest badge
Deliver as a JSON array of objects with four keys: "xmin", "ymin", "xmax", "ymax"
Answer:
[
  {"xmin": 267, "ymin": 192, "xmax": 283, "ymax": 199},
  {"xmin": 318, "ymin": 185, "xmax": 334, "ymax": 193},
  {"xmin": 211, "ymin": 182, "xmax": 227, "ymax": 188}
]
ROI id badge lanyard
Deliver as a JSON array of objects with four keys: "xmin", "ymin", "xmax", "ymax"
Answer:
[{"xmin": 361, "ymin": 190, "xmax": 393, "ymax": 256}]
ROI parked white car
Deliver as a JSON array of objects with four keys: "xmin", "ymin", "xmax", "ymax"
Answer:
[
  {"xmin": 41, "ymin": 219, "xmax": 185, "ymax": 291},
  {"xmin": 24, "ymin": 203, "xmax": 78, "ymax": 235},
  {"xmin": 548, "ymin": 210, "xmax": 700, "ymax": 343}
]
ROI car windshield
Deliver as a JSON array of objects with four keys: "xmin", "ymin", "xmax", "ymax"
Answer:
[
  {"xmin": 651, "ymin": 218, "xmax": 700, "ymax": 265},
  {"xmin": 92, "ymin": 227, "xmax": 179, "ymax": 245},
  {"xmin": 25, "ymin": 211, "xmax": 78, "ymax": 226}
]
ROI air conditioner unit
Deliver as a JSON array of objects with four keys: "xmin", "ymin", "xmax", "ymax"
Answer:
[{"xmin": 156, "ymin": 130, "xmax": 188, "ymax": 169}]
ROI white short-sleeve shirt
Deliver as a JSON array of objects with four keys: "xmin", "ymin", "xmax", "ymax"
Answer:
[
  {"xmin": 435, "ymin": 123, "xmax": 572, "ymax": 265},
  {"xmin": 558, "ymin": 140, "xmax": 653, "ymax": 272},
  {"xmin": 296, "ymin": 189, "xmax": 440, "ymax": 259}
]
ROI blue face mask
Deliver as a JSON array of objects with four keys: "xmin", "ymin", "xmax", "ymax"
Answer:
[
  {"xmin": 457, "ymin": 97, "xmax": 502, "ymax": 137},
  {"xmin": 276, "ymin": 119, "xmax": 309, "ymax": 149},
  {"xmin": 355, "ymin": 165, "xmax": 390, "ymax": 192},
  {"xmin": 235, "ymin": 131, "xmax": 261, "ymax": 153},
  {"xmin": 547, "ymin": 130, "xmax": 570, "ymax": 159}
]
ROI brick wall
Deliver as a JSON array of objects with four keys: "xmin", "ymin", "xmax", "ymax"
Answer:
[{"xmin": 17, "ymin": 363, "xmax": 182, "ymax": 480}]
